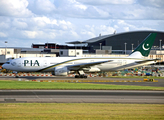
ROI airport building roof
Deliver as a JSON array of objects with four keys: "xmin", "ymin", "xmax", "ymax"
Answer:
[{"xmin": 66, "ymin": 30, "xmax": 164, "ymax": 44}]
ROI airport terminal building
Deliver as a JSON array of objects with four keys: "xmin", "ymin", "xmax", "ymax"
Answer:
[{"xmin": 67, "ymin": 30, "xmax": 164, "ymax": 54}]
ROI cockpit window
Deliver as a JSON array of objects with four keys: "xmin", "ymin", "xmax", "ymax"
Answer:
[
  {"xmin": 11, "ymin": 62, "xmax": 16, "ymax": 66},
  {"xmin": 5, "ymin": 62, "xmax": 10, "ymax": 64}
]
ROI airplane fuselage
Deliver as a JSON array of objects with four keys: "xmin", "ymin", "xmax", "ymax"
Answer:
[{"xmin": 3, "ymin": 57, "xmax": 155, "ymax": 72}]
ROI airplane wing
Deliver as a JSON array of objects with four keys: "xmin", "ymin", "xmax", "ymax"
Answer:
[{"xmin": 67, "ymin": 60, "xmax": 112, "ymax": 71}]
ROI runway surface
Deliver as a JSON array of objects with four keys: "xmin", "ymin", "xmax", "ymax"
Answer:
[{"xmin": 0, "ymin": 90, "xmax": 164, "ymax": 104}]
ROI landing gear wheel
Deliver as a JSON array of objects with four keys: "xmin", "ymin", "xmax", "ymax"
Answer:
[
  {"xmin": 75, "ymin": 75, "xmax": 87, "ymax": 78},
  {"xmin": 15, "ymin": 76, "xmax": 19, "ymax": 78},
  {"xmin": 80, "ymin": 75, "xmax": 84, "ymax": 78},
  {"xmin": 75, "ymin": 75, "xmax": 79, "ymax": 78}
]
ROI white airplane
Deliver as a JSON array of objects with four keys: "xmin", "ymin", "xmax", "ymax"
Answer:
[{"xmin": 2, "ymin": 33, "xmax": 158, "ymax": 78}]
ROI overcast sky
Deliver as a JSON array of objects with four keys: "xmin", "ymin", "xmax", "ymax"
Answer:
[{"xmin": 0, "ymin": 0, "xmax": 164, "ymax": 47}]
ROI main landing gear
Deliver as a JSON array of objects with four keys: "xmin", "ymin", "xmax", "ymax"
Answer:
[
  {"xmin": 74, "ymin": 70, "xmax": 87, "ymax": 78},
  {"xmin": 75, "ymin": 74, "xmax": 87, "ymax": 78}
]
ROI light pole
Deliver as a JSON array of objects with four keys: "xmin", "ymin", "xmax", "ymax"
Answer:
[
  {"xmin": 5, "ymin": 41, "xmax": 7, "ymax": 59},
  {"xmin": 124, "ymin": 43, "xmax": 127, "ymax": 55},
  {"xmin": 74, "ymin": 44, "xmax": 76, "ymax": 57},
  {"xmin": 160, "ymin": 39, "xmax": 162, "ymax": 63},
  {"xmin": 131, "ymin": 44, "xmax": 134, "ymax": 51},
  {"xmin": 99, "ymin": 43, "xmax": 102, "ymax": 50},
  {"xmin": 160, "ymin": 39, "xmax": 162, "ymax": 51}
]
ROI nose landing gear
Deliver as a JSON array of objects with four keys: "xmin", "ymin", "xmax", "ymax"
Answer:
[{"xmin": 13, "ymin": 71, "xmax": 19, "ymax": 78}]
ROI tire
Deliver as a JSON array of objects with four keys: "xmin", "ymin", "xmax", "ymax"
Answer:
[
  {"xmin": 80, "ymin": 75, "xmax": 84, "ymax": 78},
  {"xmin": 15, "ymin": 76, "xmax": 19, "ymax": 78},
  {"xmin": 75, "ymin": 75, "xmax": 79, "ymax": 78}
]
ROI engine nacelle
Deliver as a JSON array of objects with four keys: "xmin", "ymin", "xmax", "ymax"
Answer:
[
  {"xmin": 83, "ymin": 67, "xmax": 100, "ymax": 72},
  {"xmin": 52, "ymin": 66, "xmax": 68, "ymax": 76},
  {"xmin": 88, "ymin": 67, "xmax": 100, "ymax": 72}
]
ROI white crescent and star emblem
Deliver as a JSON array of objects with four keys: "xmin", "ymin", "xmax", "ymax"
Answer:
[{"xmin": 142, "ymin": 43, "xmax": 150, "ymax": 50}]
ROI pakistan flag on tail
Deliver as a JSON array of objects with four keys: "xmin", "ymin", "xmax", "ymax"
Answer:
[{"xmin": 129, "ymin": 33, "xmax": 157, "ymax": 58}]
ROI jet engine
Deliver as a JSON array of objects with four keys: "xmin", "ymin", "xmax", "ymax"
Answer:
[
  {"xmin": 82, "ymin": 67, "xmax": 100, "ymax": 72},
  {"xmin": 52, "ymin": 66, "xmax": 68, "ymax": 76}
]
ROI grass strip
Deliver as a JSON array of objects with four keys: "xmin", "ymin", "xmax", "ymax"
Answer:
[
  {"xmin": 0, "ymin": 80, "xmax": 164, "ymax": 90},
  {"xmin": 0, "ymin": 103, "xmax": 164, "ymax": 120}
]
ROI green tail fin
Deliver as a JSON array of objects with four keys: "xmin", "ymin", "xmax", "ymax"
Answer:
[{"xmin": 130, "ymin": 33, "xmax": 157, "ymax": 57}]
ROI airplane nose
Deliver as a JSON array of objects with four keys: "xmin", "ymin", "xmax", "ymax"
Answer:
[{"xmin": 2, "ymin": 64, "xmax": 5, "ymax": 69}]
